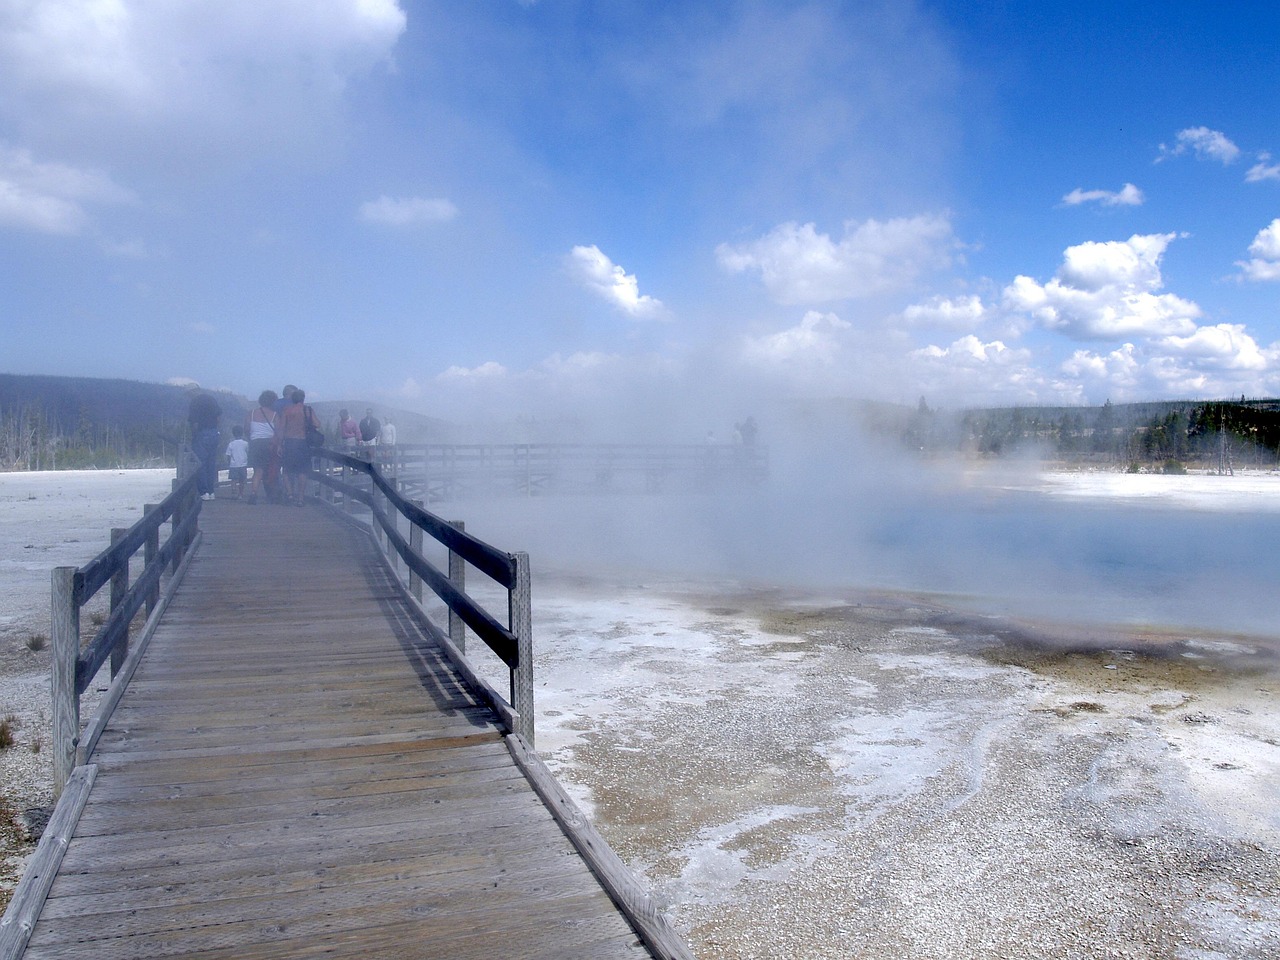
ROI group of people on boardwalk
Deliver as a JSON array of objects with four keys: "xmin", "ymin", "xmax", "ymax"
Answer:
[
  {"xmin": 338, "ymin": 408, "xmax": 396, "ymax": 457},
  {"xmin": 187, "ymin": 384, "xmax": 323, "ymax": 506}
]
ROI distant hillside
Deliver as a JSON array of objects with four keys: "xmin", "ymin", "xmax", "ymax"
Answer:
[
  {"xmin": 4, "ymin": 373, "xmax": 1278, "ymax": 473},
  {"xmin": 0, "ymin": 373, "xmax": 249, "ymax": 470},
  {"xmin": 0, "ymin": 374, "xmax": 460, "ymax": 469}
]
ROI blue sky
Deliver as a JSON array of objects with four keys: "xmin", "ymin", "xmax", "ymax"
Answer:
[{"xmin": 2, "ymin": 1, "xmax": 1279, "ymax": 427}]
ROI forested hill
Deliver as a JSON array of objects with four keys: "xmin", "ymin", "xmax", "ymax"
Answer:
[
  {"xmin": 0, "ymin": 374, "xmax": 448, "ymax": 470},
  {"xmin": 897, "ymin": 397, "xmax": 1280, "ymax": 469},
  {"xmin": 0, "ymin": 374, "xmax": 249, "ymax": 470}
]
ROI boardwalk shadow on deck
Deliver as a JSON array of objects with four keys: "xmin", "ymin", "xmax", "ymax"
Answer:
[
  {"xmin": 350, "ymin": 541, "xmax": 493, "ymax": 727},
  {"xmin": 7, "ymin": 499, "xmax": 671, "ymax": 959}
]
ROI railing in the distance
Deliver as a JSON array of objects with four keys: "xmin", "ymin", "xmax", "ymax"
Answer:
[
  {"xmin": 50, "ymin": 473, "xmax": 202, "ymax": 795},
  {"xmin": 309, "ymin": 449, "xmax": 535, "ymax": 744}
]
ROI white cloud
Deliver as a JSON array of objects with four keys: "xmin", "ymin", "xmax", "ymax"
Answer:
[
  {"xmin": 1060, "ymin": 331, "xmax": 1280, "ymax": 401},
  {"xmin": 1061, "ymin": 183, "xmax": 1144, "ymax": 207},
  {"xmin": 912, "ymin": 335, "xmax": 1023, "ymax": 366},
  {"xmin": 0, "ymin": 1, "xmax": 407, "ymax": 154},
  {"xmin": 359, "ymin": 195, "xmax": 457, "ymax": 226},
  {"xmin": 901, "ymin": 294, "xmax": 987, "ymax": 329},
  {"xmin": 437, "ymin": 361, "xmax": 509, "ymax": 381},
  {"xmin": 1153, "ymin": 323, "xmax": 1269, "ymax": 371},
  {"xmin": 567, "ymin": 245, "xmax": 664, "ymax": 318},
  {"xmin": 1246, "ymin": 154, "xmax": 1280, "ymax": 183},
  {"xmin": 1061, "ymin": 344, "xmax": 1141, "ymax": 388},
  {"xmin": 1157, "ymin": 126, "xmax": 1241, "ymax": 164},
  {"xmin": 716, "ymin": 214, "xmax": 956, "ymax": 305},
  {"xmin": 741, "ymin": 310, "xmax": 850, "ymax": 367},
  {"xmin": 1003, "ymin": 233, "xmax": 1201, "ymax": 340},
  {"xmin": 1235, "ymin": 219, "xmax": 1280, "ymax": 282},
  {"xmin": 0, "ymin": 144, "xmax": 131, "ymax": 234}
]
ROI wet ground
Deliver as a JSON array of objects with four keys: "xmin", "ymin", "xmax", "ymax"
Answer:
[{"xmin": 521, "ymin": 578, "xmax": 1280, "ymax": 960}]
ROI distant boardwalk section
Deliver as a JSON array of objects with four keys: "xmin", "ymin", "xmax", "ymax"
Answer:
[{"xmin": 375, "ymin": 442, "xmax": 768, "ymax": 502}]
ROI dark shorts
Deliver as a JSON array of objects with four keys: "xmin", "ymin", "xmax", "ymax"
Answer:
[
  {"xmin": 248, "ymin": 438, "xmax": 272, "ymax": 468},
  {"xmin": 229, "ymin": 466, "xmax": 247, "ymax": 482},
  {"xmin": 282, "ymin": 437, "xmax": 311, "ymax": 474}
]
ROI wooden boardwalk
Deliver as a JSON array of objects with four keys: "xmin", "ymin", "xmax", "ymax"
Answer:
[{"xmin": 17, "ymin": 498, "xmax": 671, "ymax": 959}]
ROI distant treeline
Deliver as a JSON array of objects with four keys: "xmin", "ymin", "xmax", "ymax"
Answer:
[
  {"xmin": 5, "ymin": 372, "xmax": 1279, "ymax": 473},
  {"xmin": 0, "ymin": 374, "xmax": 247, "ymax": 470},
  {"xmin": 898, "ymin": 397, "xmax": 1280, "ymax": 470}
]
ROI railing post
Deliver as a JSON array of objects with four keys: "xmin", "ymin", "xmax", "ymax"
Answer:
[
  {"xmin": 51, "ymin": 566, "xmax": 80, "ymax": 797},
  {"xmin": 143, "ymin": 504, "xmax": 160, "ymax": 616},
  {"xmin": 169, "ymin": 479, "xmax": 184, "ymax": 575},
  {"xmin": 386, "ymin": 476, "xmax": 399, "ymax": 574},
  {"xmin": 109, "ymin": 528, "xmax": 128, "ymax": 678},
  {"xmin": 409, "ymin": 501, "xmax": 424, "ymax": 604},
  {"xmin": 448, "ymin": 521, "xmax": 466, "ymax": 653},
  {"xmin": 371, "ymin": 472, "xmax": 384, "ymax": 550},
  {"xmin": 509, "ymin": 551, "xmax": 533, "ymax": 745}
]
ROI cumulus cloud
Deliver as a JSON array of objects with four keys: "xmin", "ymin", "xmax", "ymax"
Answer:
[
  {"xmin": 1246, "ymin": 154, "xmax": 1280, "ymax": 183},
  {"xmin": 359, "ymin": 195, "xmax": 458, "ymax": 226},
  {"xmin": 716, "ymin": 214, "xmax": 956, "ymax": 305},
  {"xmin": 912, "ymin": 335, "xmax": 1024, "ymax": 366},
  {"xmin": 1061, "ymin": 183, "xmax": 1144, "ymax": 207},
  {"xmin": 1061, "ymin": 344, "xmax": 1141, "ymax": 387},
  {"xmin": 566, "ymin": 245, "xmax": 664, "ymax": 318},
  {"xmin": 437, "ymin": 361, "xmax": 509, "ymax": 381},
  {"xmin": 1153, "ymin": 323, "xmax": 1269, "ymax": 371},
  {"xmin": 1235, "ymin": 219, "xmax": 1280, "ymax": 282},
  {"xmin": 1060, "ymin": 327, "xmax": 1280, "ymax": 400},
  {"xmin": 1157, "ymin": 126, "xmax": 1241, "ymax": 165},
  {"xmin": 741, "ymin": 311, "xmax": 851, "ymax": 367},
  {"xmin": 0, "ymin": 1, "xmax": 407, "ymax": 153},
  {"xmin": 0, "ymin": 144, "xmax": 132, "ymax": 234},
  {"xmin": 901, "ymin": 294, "xmax": 987, "ymax": 329},
  {"xmin": 1003, "ymin": 233, "xmax": 1201, "ymax": 340}
]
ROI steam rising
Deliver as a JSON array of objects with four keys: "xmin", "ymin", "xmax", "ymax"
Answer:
[{"xmin": 446, "ymin": 409, "xmax": 1280, "ymax": 639}]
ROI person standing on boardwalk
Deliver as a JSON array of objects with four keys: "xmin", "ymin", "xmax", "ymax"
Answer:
[
  {"xmin": 265, "ymin": 384, "xmax": 297, "ymax": 502},
  {"xmin": 359, "ymin": 408, "xmax": 381, "ymax": 455},
  {"xmin": 277, "ymin": 388, "xmax": 321, "ymax": 506},
  {"xmin": 225, "ymin": 426, "xmax": 249, "ymax": 499},
  {"xmin": 245, "ymin": 390, "xmax": 277, "ymax": 504},
  {"xmin": 339, "ymin": 409, "xmax": 360, "ymax": 452},
  {"xmin": 378, "ymin": 417, "xmax": 396, "ymax": 469},
  {"xmin": 187, "ymin": 392, "xmax": 222, "ymax": 501}
]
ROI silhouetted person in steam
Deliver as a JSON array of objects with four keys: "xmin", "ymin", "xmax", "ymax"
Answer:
[
  {"xmin": 359, "ymin": 409, "xmax": 381, "ymax": 446},
  {"xmin": 187, "ymin": 391, "xmax": 222, "ymax": 501}
]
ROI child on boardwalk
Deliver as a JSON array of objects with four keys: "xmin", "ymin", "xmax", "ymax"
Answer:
[{"xmin": 225, "ymin": 426, "xmax": 249, "ymax": 499}]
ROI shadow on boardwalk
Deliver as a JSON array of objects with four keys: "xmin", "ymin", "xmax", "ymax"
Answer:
[{"xmin": 13, "ymin": 499, "xmax": 676, "ymax": 959}]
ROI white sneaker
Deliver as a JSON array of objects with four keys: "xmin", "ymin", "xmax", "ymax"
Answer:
[{"xmin": 202, "ymin": 493, "xmax": 215, "ymax": 501}]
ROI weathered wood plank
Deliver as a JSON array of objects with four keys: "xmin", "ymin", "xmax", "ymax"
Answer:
[{"xmin": 13, "ymin": 499, "xmax": 686, "ymax": 960}]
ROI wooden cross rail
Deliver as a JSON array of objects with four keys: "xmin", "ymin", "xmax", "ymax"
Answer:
[
  {"xmin": 9, "ymin": 466, "xmax": 692, "ymax": 960},
  {"xmin": 50, "ymin": 473, "xmax": 202, "ymax": 795},
  {"xmin": 310, "ymin": 449, "xmax": 535, "ymax": 743}
]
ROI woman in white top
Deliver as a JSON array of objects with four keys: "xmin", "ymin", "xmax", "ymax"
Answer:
[{"xmin": 245, "ymin": 390, "xmax": 277, "ymax": 504}]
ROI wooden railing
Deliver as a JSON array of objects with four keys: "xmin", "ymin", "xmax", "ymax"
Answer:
[
  {"xmin": 50, "ymin": 473, "xmax": 202, "ymax": 794},
  {"xmin": 309, "ymin": 450, "xmax": 535, "ymax": 744}
]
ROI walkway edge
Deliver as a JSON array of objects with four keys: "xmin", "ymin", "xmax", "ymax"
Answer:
[
  {"xmin": 322, "ymin": 498, "xmax": 694, "ymax": 958},
  {"xmin": 0, "ymin": 764, "xmax": 97, "ymax": 960},
  {"xmin": 317, "ymin": 501, "xmax": 524, "ymax": 735},
  {"xmin": 78, "ymin": 530, "xmax": 204, "ymax": 765},
  {"xmin": 505, "ymin": 733, "xmax": 694, "ymax": 960}
]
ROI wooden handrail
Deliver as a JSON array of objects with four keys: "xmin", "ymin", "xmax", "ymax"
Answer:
[
  {"xmin": 51, "ymin": 473, "xmax": 202, "ymax": 795},
  {"xmin": 310, "ymin": 450, "xmax": 535, "ymax": 743}
]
